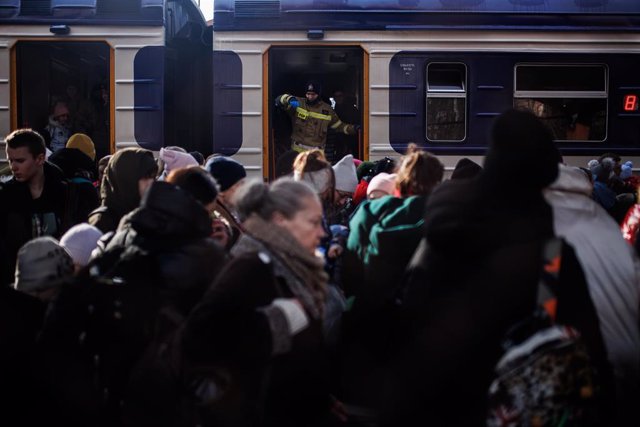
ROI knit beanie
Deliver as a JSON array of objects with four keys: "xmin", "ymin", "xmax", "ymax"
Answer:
[
  {"xmin": 60, "ymin": 223, "xmax": 104, "ymax": 267},
  {"xmin": 367, "ymin": 172, "xmax": 397, "ymax": 198},
  {"xmin": 14, "ymin": 236, "xmax": 74, "ymax": 293},
  {"xmin": 159, "ymin": 147, "xmax": 198, "ymax": 175},
  {"xmin": 357, "ymin": 161, "xmax": 376, "ymax": 181},
  {"xmin": 332, "ymin": 154, "xmax": 358, "ymax": 193},
  {"xmin": 66, "ymin": 133, "xmax": 96, "ymax": 161},
  {"xmin": 205, "ymin": 156, "xmax": 247, "ymax": 192}
]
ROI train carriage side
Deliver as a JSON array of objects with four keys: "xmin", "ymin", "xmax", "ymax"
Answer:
[
  {"xmin": 212, "ymin": 0, "xmax": 640, "ymax": 179},
  {"xmin": 0, "ymin": 0, "xmax": 211, "ymax": 169}
]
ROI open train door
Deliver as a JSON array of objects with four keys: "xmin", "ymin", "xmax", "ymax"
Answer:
[
  {"xmin": 267, "ymin": 46, "xmax": 365, "ymax": 180},
  {"xmin": 12, "ymin": 41, "xmax": 112, "ymax": 159}
]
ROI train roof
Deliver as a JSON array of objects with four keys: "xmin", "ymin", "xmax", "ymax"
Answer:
[
  {"xmin": 213, "ymin": 0, "xmax": 640, "ymax": 31},
  {"xmin": 0, "ymin": 0, "xmax": 205, "ymax": 27}
]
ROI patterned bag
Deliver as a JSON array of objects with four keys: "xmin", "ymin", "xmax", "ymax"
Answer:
[{"xmin": 487, "ymin": 238, "xmax": 601, "ymax": 427}]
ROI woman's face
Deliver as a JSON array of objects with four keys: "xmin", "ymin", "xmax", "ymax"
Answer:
[{"xmin": 274, "ymin": 196, "xmax": 325, "ymax": 254}]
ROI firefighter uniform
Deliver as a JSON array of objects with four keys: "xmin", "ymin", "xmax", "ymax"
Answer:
[{"xmin": 276, "ymin": 93, "xmax": 357, "ymax": 152}]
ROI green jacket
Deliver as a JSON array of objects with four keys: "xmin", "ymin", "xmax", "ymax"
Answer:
[{"xmin": 344, "ymin": 195, "xmax": 426, "ymax": 303}]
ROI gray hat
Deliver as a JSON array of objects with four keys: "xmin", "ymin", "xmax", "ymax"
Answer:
[{"xmin": 14, "ymin": 236, "xmax": 74, "ymax": 293}]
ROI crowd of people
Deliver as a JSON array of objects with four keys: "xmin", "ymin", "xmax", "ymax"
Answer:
[{"xmin": 1, "ymin": 108, "xmax": 639, "ymax": 426}]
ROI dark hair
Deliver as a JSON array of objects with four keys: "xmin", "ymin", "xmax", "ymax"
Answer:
[
  {"xmin": 396, "ymin": 144, "xmax": 444, "ymax": 197},
  {"xmin": 484, "ymin": 109, "xmax": 560, "ymax": 190},
  {"xmin": 5, "ymin": 128, "xmax": 46, "ymax": 158},
  {"xmin": 275, "ymin": 150, "xmax": 300, "ymax": 178},
  {"xmin": 234, "ymin": 178, "xmax": 319, "ymax": 222},
  {"xmin": 166, "ymin": 166, "xmax": 219, "ymax": 205}
]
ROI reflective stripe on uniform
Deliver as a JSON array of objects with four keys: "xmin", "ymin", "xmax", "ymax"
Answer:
[
  {"xmin": 292, "ymin": 141, "xmax": 323, "ymax": 153},
  {"xmin": 331, "ymin": 119, "xmax": 343, "ymax": 129},
  {"xmin": 295, "ymin": 107, "xmax": 331, "ymax": 121}
]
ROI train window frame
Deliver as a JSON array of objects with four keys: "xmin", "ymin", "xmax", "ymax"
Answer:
[
  {"xmin": 513, "ymin": 63, "xmax": 609, "ymax": 143},
  {"xmin": 425, "ymin": 62, "xmax": 467, "ymax": 143}
]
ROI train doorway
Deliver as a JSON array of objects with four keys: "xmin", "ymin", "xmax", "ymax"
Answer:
[
  {"xmin": 13, "ymin": 41, "xmax": 111, "ymax": 159},
  {"xmin": 268, "ymin": 46, "xmax": 364, "ymax": 179}
]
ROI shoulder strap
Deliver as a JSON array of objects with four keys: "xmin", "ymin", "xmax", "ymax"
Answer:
[{"xmin": 537, "ymin": 237, "xmax": 564, "ymax": 322}]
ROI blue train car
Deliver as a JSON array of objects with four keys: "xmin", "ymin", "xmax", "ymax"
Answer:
[{"xmin": 210, "ymin": 0, "xmax": 640, "ymax": 178}]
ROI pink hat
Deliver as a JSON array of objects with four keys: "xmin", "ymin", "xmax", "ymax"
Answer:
[
  {"xmin": 159, "ymin": 147, "xmax": 198, "ymax": 174},
  {"xmin": 367, "ymin": 172, "xmax": 397, "ymax": 198}
]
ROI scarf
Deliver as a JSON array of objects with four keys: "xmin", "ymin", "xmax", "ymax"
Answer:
[{"xmin": 238, "ymin": 214, "xmax": 328, "ymax": 319}]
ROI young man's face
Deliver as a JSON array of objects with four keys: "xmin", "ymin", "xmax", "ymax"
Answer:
[{"xmin": 6, "ymin": 146, "xmax": 44, "ymax": 183}]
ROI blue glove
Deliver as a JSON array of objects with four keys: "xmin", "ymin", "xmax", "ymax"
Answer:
[{"xmin": 289, "ymin": 99, "xmax": 300, "ymax": 108}]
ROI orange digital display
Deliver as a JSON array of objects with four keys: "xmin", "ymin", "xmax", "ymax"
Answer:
[{"xmin": 624, "ymin": 94, "xmax": 639, "ymax": 111}]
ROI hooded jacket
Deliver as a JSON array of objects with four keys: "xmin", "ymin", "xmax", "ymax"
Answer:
[
  {"xmin": 105, "ymin": 181, "xmax": 227, "ymax": 315},
  {"xmin": 88, "ymin": 148, "xmax": 157, "ymax": 233},
  {"xmin": 383, "ymin": 111, "xmax": 610, "ymax": 425},
  {"xmin": 544, "ymin": 164, "xmax": 640, "ymax": 415}
]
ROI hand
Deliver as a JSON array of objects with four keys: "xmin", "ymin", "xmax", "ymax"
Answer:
[
  {"xmin": 289, "ymin": 99, "xmax": 300, "ymax": 108},
  {"xmin": 327, "ymin": 244, "xmax": 343, "ymax": 259}
]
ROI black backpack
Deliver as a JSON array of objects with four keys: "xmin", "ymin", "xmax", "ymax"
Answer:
[{"xmin": 36, "ymin": 244, "xmax": 162, "ymax": 426}]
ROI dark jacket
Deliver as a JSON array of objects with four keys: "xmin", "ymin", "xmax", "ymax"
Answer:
[
  {"xmin": 182, "ymin": 236, "xmax": 330, "ymax": 427},
  {"xmin": 0, "ymin": 162, "xmax": 69, "ymax": 286},
  {"xmin": 0, "ymin": 285, "xmax": 47, "ymax": 426},
  {"xmin": 384, "ymin": 177, "xmax": 611, "ymax": 426},
  {"xmin": 36, "ymin": 181, "xmax": 228, "ymax": 427},
  {"xmin": 106, "ymin": 181, "xmax": 227, "ymax": 315},
  {"xmin": 48, "ymin": 147, "xmax": 99, "ymax": 224}
]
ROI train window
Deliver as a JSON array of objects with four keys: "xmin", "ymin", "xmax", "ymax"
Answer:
[
  {"xmin": 14, "ymin": 41, "xmax": 112, "ymax": 159},
  {"xmin": 514, "ymin": 64, "xmax": 608, "ymax": 142},
  {"xmin": 426, "ymin": 63, "xmax": 466, "ymax": 142}
]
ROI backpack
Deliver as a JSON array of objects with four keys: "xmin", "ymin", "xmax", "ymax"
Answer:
[
  {"xmin": 36, "ymin": 243, "xmax": 162, "ymax": 425},
  {"xmin": 487, "ymin": 238, "xmax": 601, "ymax": 427}
]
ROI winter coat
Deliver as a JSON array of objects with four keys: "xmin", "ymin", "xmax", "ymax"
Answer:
[
  {"xmin": 385, "ymin": 176, "xmax": 610, "ymax": 426},
  {"xmin": 545, "ymin": 164, "xmax": 640, "ymax": 420},
  {"xmin": 0, "ymin": 162, "xmax": 69, "ymax": 286},
  {"xmin": 35, "ymin": 181, "xmax": 228, "ymax": 427},
  {"xmin": 343, "ymin": 195, "xmax": 426, "ymax": 303},
  {"xmin": 48, "ymin": 147, "xmax": 99, "ymax": 224},
  {"xmin": 182, "ymin": 235, "xmax": 331, "ymax": 427},
  {"xmin": 276, "ymin": 94, "xmax": 356, "ymax": 150},
  {"xmin": 88, "ymin": 148, "xmax": 157, "ymax": 233},
  {"xmin": 106, "ymin": 181, "xmax": 227, "ymax": 315}
]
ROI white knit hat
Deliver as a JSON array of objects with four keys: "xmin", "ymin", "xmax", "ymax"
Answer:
[
  {"xmin": 332, "ymin": 154, "xmax": 358, "ymax": 194},
  {"xmin": 60, "ymin": 223, "xmax": 104, "ymax": 267}
]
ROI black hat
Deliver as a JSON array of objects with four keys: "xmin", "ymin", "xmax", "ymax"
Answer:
[
  {"xmin": 205, "ymin": 156, "xmax": 247, "ymax": 192},
  {"xmin": 304, "ymin": 81, "xmax": 321, "ymax": 95}
]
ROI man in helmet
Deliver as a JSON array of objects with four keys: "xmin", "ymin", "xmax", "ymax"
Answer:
[{"xmin": 276, "ymin": 81, "xmax": 360, "ymax": 153}]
